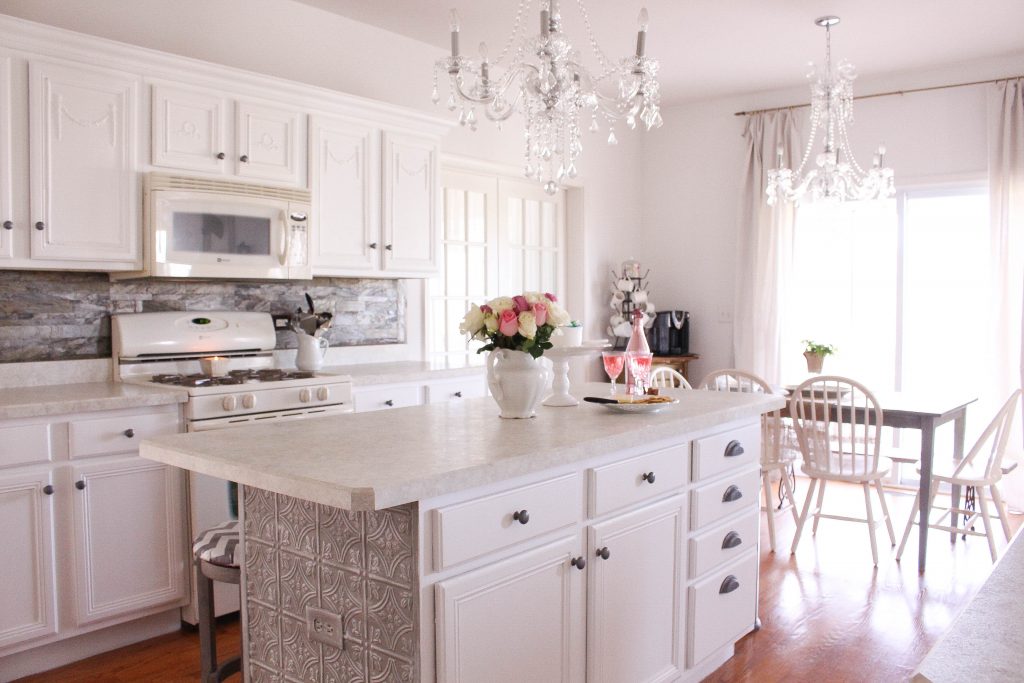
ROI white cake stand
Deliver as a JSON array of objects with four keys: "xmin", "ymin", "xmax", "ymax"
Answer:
[{"xmin": 543, "ymin": 344, "xmax": 609, "ymax": 407}]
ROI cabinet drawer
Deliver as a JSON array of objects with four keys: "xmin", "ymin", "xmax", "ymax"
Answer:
[
  {"xmin": 426, "ymin": 376, "xmax": 486, "ymax": 403},
  {"xmin": 432, "ymin": 473, "xmax": 580, "ymax": 571},
  {"xmin": 687, "ymin": 550, "xmax": 758, "ymax": 667},
  {"xmin": 69, "ymin": 410, "xmax": 179, "ymax": 459},
  {"xmin": 353, "ymin": 384, "xmax": 423, "ymax": 413},
  {"xmin": 0, "ymin": 423, "xmax": 52, "ymax": 468},
  {"xmin": 690, "ymin": 467, "xmax": 760, "ymax": 531},
  {"xmin": 691, "ymin": 422, "xmax": 760, "ymax": 482},
  {"xmin": 588, "ymin": 443, "xmax": 687, "ymax": 517},
  {"xmin": 689, "ymin": 509, "xmax": 759, "ymax": 579}
]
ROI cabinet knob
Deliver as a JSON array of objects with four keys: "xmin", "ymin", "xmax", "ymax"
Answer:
[
  {"xmin": 317, "ymin": 386, "xmax": 330, "ymax": 401},
  {"xmin": 35, "ymin": 221, "xmax": 45, "ymax": 231},
  {"xmin": 570, "ymin": 556, "xmax": 586, "ymax": 570},
  {"xmin": 722, "ymin": 485, "xmax": 743, "ymax": 503},
  {"xmin": 596, "ymin": 546, "xmax": 611, "ymax": 560},
  {"xmin": 123, "ymin": 428, "xmax": 135, "ymax": 438},
  {"xmin": 384, "ymin": 399, "xmax": 394, "ymax": 407},
  {"xmin": 75, "ymin": 480, "xmax": 86, "ymax": 490},
  {"xmin": 641, "ymin": 471, "xmax": 656, "ymax": 484},
  {"xmin": 369, "ymin": 242, "xmax": 378, "ymax": 249},
  {"xmin": 719, "ymin": 575, "xmax": 740, "ymax": 594},
  {"xmin": 453, "ymin": 391, "xmax": 462, "ymax": 398},
  {"xmin": 724, "ymin": 440, "xmax": 745, "ymax": 458},
  {"xmin": 721, "ymin": 531, "xmax": 743, "ymax": 549},
  {"xmin": 512, "ymin": 509, "xmax": 530, "ymax": 525},
  {"xmin": 2, "ymin": 220, "xmax": 12, "ymax": 230},
  {"xmin": 384, "ymin": 244, "xmax": 393, "ymax": 251},
  {"xmin": 239, "ymin": 154, "xmax": 250, "ymax": 163},
  {"xmin": 216, "ymin": 152, "xmax": 226, "ymax": 160},
  {"xmin": 43, "ymin": 484, "xmax": 55, "ymax": 495},
  {"xmin": 242, "ymin": 394, "xmax": 257, "ymax": 409}
]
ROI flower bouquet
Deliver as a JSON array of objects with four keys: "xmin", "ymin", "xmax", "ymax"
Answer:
[{"xmin": 460, "ymin": 292, "xmax": 571, "ymax": 359}]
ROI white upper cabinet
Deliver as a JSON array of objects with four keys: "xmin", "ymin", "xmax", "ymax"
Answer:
[
  {"xmin": 309, "ymin": 115, "xmax": 380, "ymax": 274},
  {"xmin": 29, "ymin": 60, "xmax": 139, "ymax": 264},
  {"xmin": 0, "ymin": 55, "xmax": 12, "ymax": 260},
  {"xmin": 382, "ymin": 131, "xmax": 439, "ymax": 274},
  {"xmin": 151, "ymin": 84, "xmax": 228, "ymax": 174},
  {"xmin": 151, "ymin": 83, "xmax": 307, "ymax": 187}
]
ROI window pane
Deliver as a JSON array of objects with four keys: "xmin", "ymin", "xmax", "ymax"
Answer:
[
  {"xmin": 541, "ymin": 250, "xmax": 557, "ymax": 293},
  {"xmin": 505, "ymin": 248, "xmax": 523, "ymax": 293},
  {"xmin": 446, "ymin": 189, "xmax": 466, "ymax": 241},
  {"xmin": 467, "ymin": 245, "xmax": 487, "ymax": 297},
  {"xmin": 447, "ymin": 300, "xmax": 469, "ymax": 352},
  {"xmin": 446, "ymin": 244, "xmax": 466, "ymax": 297},
  {"xmin": 430, "ymin": 299, "xmax": 447, "ymax": 353},
  {"xmin": 507, "ymin": 199, "xmax": 523, "ymax": 245},
  {"xmin": 524, "ymin": 250, "xmax": 540, "ymax": 291},
  {"xmin": 467, "ymin": 191, "xmax": 486, "ymax": 243},
  {"xmin": 525, "ymin": 200, "xmax": 540, "ymax": 247},
  {"xmin": 541, "ymin": 202, "xmax": 557, "ymax": 247}
]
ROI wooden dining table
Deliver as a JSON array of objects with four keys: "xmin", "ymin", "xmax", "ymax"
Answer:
[{"xmin": 782, "ymin": 389, "xmax": 977, "ymax": 572}]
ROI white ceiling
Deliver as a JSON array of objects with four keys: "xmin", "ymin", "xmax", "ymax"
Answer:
[{"xmin": 295, "ymin": 0, "xmax": 1024, "ymax": 104}]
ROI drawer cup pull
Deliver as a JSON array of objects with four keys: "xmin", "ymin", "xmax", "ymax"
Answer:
[
  {"xmin": 641, "ymin": 471, "xmax": 656, "ymax": 484},
  {"xmin": 721, "ymin": 531, "xmax": 743, "ymax": 549},
  {"xmin": 724, "ymin": 440, "xmax": 745, "ymax": 457},
  {"xmin": 123, "ymin": 428, "xmax": 135, "ymax": 438},
  {"xmin": 596, "ymin": 546, "xmax": 611, "ymax": 560},
  {"xmin": 512, "ymin": 509, "xmax": 530, "ymax": 525},
  {"xmin": 571, "ymin": 556, "xmax": 586, "ymax": 570},
  {"xmin": 719, "ymin": 575, "xmax": 740, "ymax": 594},
  {"xmin": 722, "ymin": 485, "xmax": 743, "ymax": 503}
]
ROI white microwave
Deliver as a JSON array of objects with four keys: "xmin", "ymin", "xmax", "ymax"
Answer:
[{"xmin": 130, "ymin": 174, "xmax": 312, "ymax": 280}]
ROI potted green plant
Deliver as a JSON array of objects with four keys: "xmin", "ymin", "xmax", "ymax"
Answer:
[{"xmin": 802, "ymin": 340, "xmax": 836, "ymax": 373}]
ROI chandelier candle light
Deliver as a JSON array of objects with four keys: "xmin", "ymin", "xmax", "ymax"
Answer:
[
  {"xmin": 434, "ymin": 1, "xmax": 663, "ymax": 194},
  {"xmin": 766, "ymin": 16, "xmax": 895, "ymax": 205}
]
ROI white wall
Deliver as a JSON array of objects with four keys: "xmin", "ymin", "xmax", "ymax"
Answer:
[
  {"xmin": 640, "ymin": 53, "xmax": 1024, "ymax": 383},
  {"xmin": 0, "ymin": 0, "xmax": 646, "ymax": 362}
]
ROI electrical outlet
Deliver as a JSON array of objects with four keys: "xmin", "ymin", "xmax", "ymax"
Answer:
[
  {"xmin": 305, "ymin": 606, "xmax": 344, "ymax": 650},
  {"xmin": 272, "ymin": 313, "xmax": 292, "ymax": 330},
  {"xmin": 717, "ymin": 306, "xmax": 734, "ymax": 324}
]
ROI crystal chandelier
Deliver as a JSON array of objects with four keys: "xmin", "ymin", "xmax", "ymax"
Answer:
[
  {"xmin": 433, "ymin": 0, "xmax": 663, "ymax": 194},
  {"xmin": 766, "ymin": 16, "xmax": 894, "ymax": 205}
]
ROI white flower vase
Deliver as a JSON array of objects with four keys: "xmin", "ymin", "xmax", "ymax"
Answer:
[{"xmin": 486, "ymin": 349, "xmax": 551, "ymax": 418}]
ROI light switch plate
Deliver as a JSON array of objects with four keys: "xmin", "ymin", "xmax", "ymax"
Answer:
[{"xmin": 305, "ymin": 606, "xmax": 344, "ymax": 650}]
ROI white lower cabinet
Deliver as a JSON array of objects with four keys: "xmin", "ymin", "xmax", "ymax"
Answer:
[
  {"xmin": 435, "ymin": 536, "xmax": 585, "ymax": 683},
  {"xmin": 687, "ymin": 551, "xmax": 758, "ymax": 667},
  {"xmin": 587, "ymin": 496, "xmax": 686, "ymax": 683},
  {"xmin": 0, "ymin": 467, "xmax": 57, "ymax": 650}
]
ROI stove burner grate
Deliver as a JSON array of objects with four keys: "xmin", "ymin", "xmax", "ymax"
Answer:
[{"xmin": 150, "ymin": 369, "xmax": 315, "ymax": 387}]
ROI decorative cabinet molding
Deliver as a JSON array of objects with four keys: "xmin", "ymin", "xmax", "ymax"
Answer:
[
  {"xmin": 235, "ymin": 100, "xmax": 306, "ymax": 185},
  {"xmin": 0, "ymin": 54, "xmax": 12, "ymax": 261},
  {"xmin": 151, "ymin": 84, "xmax": 228, "ymax": 173},
  {"xmin": 0, "ymin": 467, "xmax": 58, "ymax": 650},
  {"xmin": 28, "ymin": 60, "xmax": 139, "ymax": 264},
  {"xmin": 310, "ymin": 115, "xmax": 380, "ymax": 274},
  {"xmin": 382, "ymin": 131, "xmax": 439, "ymax": 275}
]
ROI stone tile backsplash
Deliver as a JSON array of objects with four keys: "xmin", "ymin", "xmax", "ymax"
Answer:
[{"xmin": 0, "ymin": 270, "xmax": 405, "ymax": 362}]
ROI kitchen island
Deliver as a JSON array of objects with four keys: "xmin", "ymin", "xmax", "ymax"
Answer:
[{"xmin": 141, "ymin": 383, "xmax": 784, "ymax": 682}]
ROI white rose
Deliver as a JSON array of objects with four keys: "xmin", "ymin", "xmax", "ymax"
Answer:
[
  {"xmin": 525, "ymin": 292, "xmax": 545, "ymax": 304},
  {"xmin": 484, "ymin": 313, "xmax": 499, "ymax": 334},
  {"xmin": 488, "ymin": 296, "xmax": 514, "ymax": 313},
  {"xmin": 548, "ymin": 302, "xmax": 571, "ymax": 327},
  {"xmin": 459, "ymin": 305, "xmax": 484, "ymax": 336},
  {"xmin": 518, "ymin": 311, "xmax": 537, "ymax": 339}
]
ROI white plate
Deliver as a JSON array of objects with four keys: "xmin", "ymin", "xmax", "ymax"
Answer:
[
  {"xmin": 582, "ymin": 339, "xmax": 612, "ymax": 349},
  {"xmin": 603, "ymin": 397, "xmax": 679, "ymax": 413}
]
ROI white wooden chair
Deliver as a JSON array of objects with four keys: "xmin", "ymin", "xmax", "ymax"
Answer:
[
  {"xmin": 698, "ymin": 368, "xmax": 798, "ymax": 552},
  {"xmin": 788, "ymin": 375, "xmax": 896, "ymax": 565},
  {"xmin": 649, "ymin": 366, "xmax": 692, "ymax": 389},
  {"xmin": 896, "ymin": 389, "xmax": 1021, "ymax": 563}
]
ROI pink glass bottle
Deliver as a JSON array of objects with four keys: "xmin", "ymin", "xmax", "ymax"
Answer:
[{"xmin": 624, "ymin": 308, "xmax": 650, "ymax": 393}]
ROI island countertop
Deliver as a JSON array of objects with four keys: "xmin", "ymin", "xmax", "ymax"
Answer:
[{"xmin": 140, "ymin": 383, "xmax": 784, "ymax": 511}]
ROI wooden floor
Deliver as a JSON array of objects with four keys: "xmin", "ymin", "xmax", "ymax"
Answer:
[{"xmin": 16, "ymin": 479, "xmax": 1021, "ymax": 683}]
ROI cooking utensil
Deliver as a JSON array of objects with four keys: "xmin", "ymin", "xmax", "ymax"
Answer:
[
  {"xmin": 304, "ymin": 292, "xmax": 315, "ymax": 314},
  {"xmin": 583, "ymin": 396, "xmax": 618, "ymax": 404},
  {"xmin": 314, "ymin": 316, "xmax": 333, "ymax": 338}
]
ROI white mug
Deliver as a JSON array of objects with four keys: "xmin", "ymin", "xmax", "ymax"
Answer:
[{"xmin": 295, "ymin": 333, "xmax": 329, "ymax": 372}]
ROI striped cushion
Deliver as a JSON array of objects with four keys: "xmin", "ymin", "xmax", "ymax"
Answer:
[{"xmin": 193, "ymin": 521, "xmax": 240, "ymax": 568}]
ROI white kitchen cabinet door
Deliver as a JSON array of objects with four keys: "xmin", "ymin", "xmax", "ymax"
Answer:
[
  {"xmin": 309, "ymin": 115, "xmax": 380, "ymax": 274},
  {"xmin": 70, "ymin": 456, "xmax": 186, "ymax": 626},
  {"xmin": 235, "ymin": 100, "xmax": 305, "ymax": 186},
  {"xmin": 382, "ymin": 131, "xmax": 439, "ymax": 274},
  {"xmin": 587, "ymin": 496, "xmax": 686, "ymax": 683},
  {"xmin": 435, "ymin": 536, "xmax": 585, "ymax": 683},
  {"xmin": 0, "ymin": 467, "xmax": 58, "ymax": 649},
  {"xmin": 0, "ymin": 54, "xmax": 12, "ymax": 260},
  {"xmin": 151, "ymin": 84, "xmax": 229, "ymax": 174},
  {"xmin": 28, "ymin": 61, "xmax": 139, "ymax": 264}
]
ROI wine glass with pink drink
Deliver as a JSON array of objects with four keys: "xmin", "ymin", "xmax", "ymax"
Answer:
[
  {"xmin": 602, "ymin": 351, "xmax": 625, "ymax": 395},
  {"xmin": 627, "ymin": 352, "xmax": 654, "ymax": 397}
]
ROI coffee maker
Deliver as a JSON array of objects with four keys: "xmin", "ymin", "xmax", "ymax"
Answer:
[{"xmin": 650, "ymin": 310, "xmax": 689, "ymax": 355}]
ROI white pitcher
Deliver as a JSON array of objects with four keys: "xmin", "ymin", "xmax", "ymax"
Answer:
[{"xmin": 295, "ymin": 333, "xmax": 329, "ymax": 372}]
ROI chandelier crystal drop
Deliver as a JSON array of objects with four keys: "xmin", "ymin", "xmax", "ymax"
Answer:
[
  {"xmin": 766, "ymin": 16, "xmax": 895, "ymax": 206},
  {"xmin": 434, "ymin": 0, "xmax": 663, "ymax": 194}
]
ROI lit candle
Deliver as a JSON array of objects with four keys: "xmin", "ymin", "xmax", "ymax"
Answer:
[
  {"xmin": 635, "ymin": 8, "xmax": 649, "ymax": 58},
  {"xmin": 449, "ymin": 9, "xmax": 460, "ymax": 58}
]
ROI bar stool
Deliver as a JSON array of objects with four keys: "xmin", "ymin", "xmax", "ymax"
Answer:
[{"xmin": 193, "ymin": 521, "xmax": 242, "ymax": 683}]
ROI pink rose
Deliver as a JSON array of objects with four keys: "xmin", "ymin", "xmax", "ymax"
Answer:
[
  {"xmin": 480, "ymin": 304, "xmax": 493, "ymax": 314},
  {"xmin": 512, "ymin": 295, "xmax": 530, "ymax": 313},
  {"xmin": 498, "ymin": 309, "xmax": 518, "ymax": 336},
  {"xmin": 532, "ymin": 302, "xmax": 548, "ymax": 326},
  {"xmin": 544, "ymin": 292, "xmax": 558, "ymax": 302}
]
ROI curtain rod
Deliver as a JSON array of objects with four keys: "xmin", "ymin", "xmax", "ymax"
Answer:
[{"xmin": 733, "ymin": 74, "xmax": 1024, "ymax": 117}]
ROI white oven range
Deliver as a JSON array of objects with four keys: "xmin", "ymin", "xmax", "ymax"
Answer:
[{"xmin": 112, "ymin": 310, "xmax": 353, "ymax": 623}]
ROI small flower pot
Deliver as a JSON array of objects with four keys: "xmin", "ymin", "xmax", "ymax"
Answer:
[{"xmin": 804, "ymin": 351, "xmax": 826, "ymax": 374}]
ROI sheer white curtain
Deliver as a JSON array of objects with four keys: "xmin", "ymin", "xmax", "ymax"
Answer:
[
  {"xmin": 734, "ymin": 110, "xmax": 799, "ymax": 384},
  {"xmin": 989, "ymin": 78, "xmax": 1024, "ymax": 510}
]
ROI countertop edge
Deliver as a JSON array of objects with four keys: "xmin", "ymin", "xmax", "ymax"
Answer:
[{"xmin": 0, "ymin": 389, "xmax": 187, "ymax": 420}]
